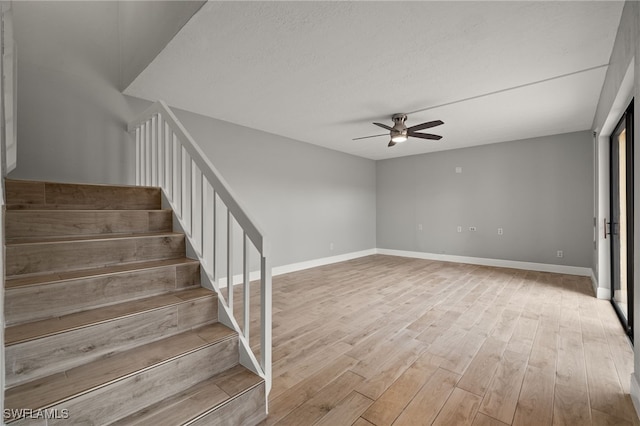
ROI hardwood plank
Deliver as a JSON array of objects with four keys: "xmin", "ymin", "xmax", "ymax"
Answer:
[
  {"xmin": 6, "ymin": 287, "xmax": 216, "ymax": 345},
  {"xmin": 527, "ymin": 326, "xmax": 558, "ymax": 374},
  {"xmin": 115, "ymin": 366, "xmax": 264, "ymax": 426},
  {"xmin": 5, "ymin": 210, "xmax": 172, "ymax": 239},
  {"xmin": 5, "ymin": 180, "xmax": 45, "ymax": 205},
  {"xmin": 43, "ymin": 181, "xmax": 161, "ymax": 210},
  {"xmin": 591, "ymin": 408, "xmax": 633, "ymax": 426},
  {"xmin": 355, "ymin": 337, "xmax": 423, "ymax": 400},
  {"xmin": 267, "ymin": 355, "xmax": 359, "ymax": 425},
  {"xmin": 553, "ymin": 327, "xmax": 592, "ymax": 426},
  {"xmin": 361, "ymin": 352, "xmax": 444, "ymax": 426},
  {"xmin": 505, "ymin": 314, "xmax": 538, "ymax": 355},
  {"xmin": 45, "ymin": 340, "xmax": 238, "ymax": 426},
  {"xmin": 478, "ymin": 349, "xmax": 528, "ymax": 424},
  {"xmin": 473, "ymin": 413, "xmax": 510, "ymax": 426},
  {"xmin": 350, "ymin": 329, "xmax": 418, "ymax": 379},
  {"xmin": 189, "ymin": 383, "xmax": 266, "ymax": 426},
  {"xmin": 5, "ymin": 263, "xmax": 196, "ymax": 326},
  {"xmin": 6, "ymin": 233, "xmax": 185, "ymax": 276},
  {"xmin": 584, "ymin": 339, "xmax": 635, "ymax": 421},
  {"xmin": 438, "ymin": 326, "xmax": 487, "ymax": 375},
  {"xmin": 352, "ymin": 418, "xmax": 376, "ymax": 426},
  {"xmin": 113, "ymin": 380, "xmax": 230, "ymax": 426},
  {"xmin": 6, "ymin": 307, "xmax": 178, "ymax": 386},
  {"xmin": 489, "ymin": 309, "xmax": 521, "ymax": 342},
  {"xmin": 148, "ymin": 210, "xmax": 173, "ymax": 232},
  {"xmin": 276, "ymin": 371, "xmax": 366, "ymax": 426},
  {"xmin": 5, "ymin": 323, "xmax": 235, "ymax": 411},
  {"xmin": 5, "ymin": 258, "xmax": 198, "ymax": 289},
  {"xmin": 457, "ymin": 337, "xmax": 508, "ymax": 396},
  {"xmin": 314, "ymin": 391, "xmax": 374, "ymax": 426},
  {"xmin": 392, "ymin": 367, "xmax": 460, "ymax": 426},
  {"xmin": 270, "ymin": 341, "xmax": 353, "ymax": 400},
  {"xmin": 511, "ymin": 365, "xmax": 555, "ymax": 426},
  {"xmin": 432, "ymin": 387, "xmax": 482, "ymax": 426}
]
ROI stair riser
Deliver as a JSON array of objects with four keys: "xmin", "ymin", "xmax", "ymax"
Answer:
[
  {"xmin": 6, "ymin": 210, "xmax": 172, "ymax": 239},
  {"xmin": 6, "ymin": 235, "xmax": 185, "ymax": 276},
  {"xmin": 5, "ymin": 180, "xmax": 162, "ymax": 210},
  {"xmin": 189, "ymin": 383, "xmax": 266, "ymax": 426},
  {"xmin": 6, "ymin": 296, "xmax": 217, "ymax": 387},
  {"xmin": 44, "ymin": 338, "xmax": 238, "ymax": 426},
  {"xmin": 5, "ymin": 262, "xmax": 200, "ymax": 325}
]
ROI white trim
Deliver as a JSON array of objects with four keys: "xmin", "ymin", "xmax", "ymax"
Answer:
[
  {"xmin": 590, "ymin": 269, "xmax": 611, "ymax": 299},
  {"xmin": 631, "ymin": 373, "xmax": 640, "ymax": 421},
  {"xmin": 217, "ymin": 249, "xmax": 377, "ymax": 288},
  {"xmin": 219, "ymin": 247, "xmax": 599, "ymax": 288},
  {"xmin": 375, "ymin": 248, "xmax": 593, "ymax": 276},
  {"xmin": 273, "ymin": 249, "xmax": 377, "ymax": 276}
]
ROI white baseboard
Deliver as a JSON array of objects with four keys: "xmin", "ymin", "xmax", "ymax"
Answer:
[
  {"xmin": 218, "ymin": 247, "xmax": 596, "ymax": 288},
  {"xmin": 596, "ymin": 286, "xmax": 611, "ymax": 300},
  {"xmin": 375, "ymin": 248, "xmax": 593, "ymax": 277},
  {"xmin": 589, "ymin": 269, "xmax": 613, "ymax": 299},
  {"xmin": 217, "ymin": 248, "xmax": 377, "ymax": 288},
  {"xmin": 272, "ymin": 249, "xmax": 377, "ymax": 276},
  {"xmin": 631, "ymin": 373, "xmax": 640, "ymax": 421}
]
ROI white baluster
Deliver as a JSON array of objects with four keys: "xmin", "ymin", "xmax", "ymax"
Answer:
[
  {"xmin": 243, "ymin": 232, "xmax": 250, "ymax": 340},
  {"xmin": 135, "ymin": 127, "xmax": 141, "ymax": 185},
  {"xmin": 227, "ymin": 209, "xmax": 233, "ymax": 312}
]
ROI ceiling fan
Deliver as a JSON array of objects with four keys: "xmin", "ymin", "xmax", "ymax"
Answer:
[{"xmin": 353, "ymin": 113, "xmax": 444, "ymax": 147}]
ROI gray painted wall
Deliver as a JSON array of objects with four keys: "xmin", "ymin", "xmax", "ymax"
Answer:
[
  {"xmin": 167, "ymin": 106, "xmax": 377, "ymax": 268},
  {"xmin": 9, "ymin": 1, "xmax": 134, "ymax": 184},
  {"xmin": 118, "ymin": 1, "xmax": 205, "ymax": 91},
  {"xmin": 377, "ymin": 131, "xmax": 594, "ymax": 268},
  {"xmin": 9, "ymin": 1, "xmax": 202, "ymax": 185}
]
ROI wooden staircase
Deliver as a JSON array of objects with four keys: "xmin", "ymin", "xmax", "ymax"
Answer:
[{"xmin": 3, "ymin": 179, "xmax": 266, "ymax": 425}]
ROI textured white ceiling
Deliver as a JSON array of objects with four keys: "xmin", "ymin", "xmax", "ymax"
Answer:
[{"xmin": 125, "ymin": 1, "xmax": 624, "ymax": 160}]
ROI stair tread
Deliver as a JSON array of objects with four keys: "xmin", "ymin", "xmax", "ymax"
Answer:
[
  {"xmin": 6, "ymin": 258, "xmax": 199, "ymax": 289},
  {"xmin": 6, "ymin": 287, "xmax": 216, "ymax": 345},
  {"xmin": 112, "ymin": 365, "xmax": 263, "ymax": 426},
  {"xmin": 5, "ymin": 323, "xmax": 236, "ymax": 411},
  {"xmin": 6, "ymin": 231, "xmax": 183, "ymax": 245},
  {"xmin": 7, "ymin": 208, "xmax": 172, "ymax": 213}
]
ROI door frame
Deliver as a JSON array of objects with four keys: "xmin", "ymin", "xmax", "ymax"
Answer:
[{"xmin": 610, "ymin": 99, "xmax": 634, "ymax": 341}]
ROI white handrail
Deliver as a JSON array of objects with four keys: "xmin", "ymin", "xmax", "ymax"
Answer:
[{"xmin": 128, "ymin": 101, "xmax": 272, "ymax": 396}]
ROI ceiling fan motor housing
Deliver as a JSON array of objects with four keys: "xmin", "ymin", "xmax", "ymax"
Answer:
[{"xmin": 391, "ymin": 113, "xmax": 408, "ymax": 138}]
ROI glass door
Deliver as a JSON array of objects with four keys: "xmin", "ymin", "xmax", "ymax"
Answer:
[{"xmin": 610, "ymin": 99, "xmax": 634, "ymax": 341}]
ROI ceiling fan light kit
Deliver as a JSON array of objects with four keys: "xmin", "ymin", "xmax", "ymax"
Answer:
[{"xmin": 354, "ymin": 113, "xmax": 444, "ymax": 147}]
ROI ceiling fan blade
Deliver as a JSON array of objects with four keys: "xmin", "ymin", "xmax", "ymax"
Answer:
[
  {"xmin": 388, "ymin": 140, "xmax": 396, "ymax": 147},
  {"xmin": 373, "ymin": 122, "xmax": 393, "ymax": 131},
  {"xmin": 407, "ymin": 120, "xmax": 444, "ymax": 132},
  {"xmin": 352, "ymin": 133, "xmax": 387, "ymax": 141},
  {"xmin": 408, "ymin": 132, "xmax": 442, "ymax": 140}
]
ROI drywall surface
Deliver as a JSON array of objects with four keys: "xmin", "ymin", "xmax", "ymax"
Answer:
[
  {"xmin": 377, "ymin": 131, "xmax": 594, "ymax": 268},
  {"xmin": 8, "ymin": 1, "xmax": 201, "ymax": 185},
  {"xmin": 164, "ymin": 105, "xmax": 377, "ymax": 268},
  {"xmin": 119, "ymin": 1, "xmax": 205, "ymax": 90},
  {"xmin": 592, "ymin": 0, "xmax": 639, "ymax": 413}
]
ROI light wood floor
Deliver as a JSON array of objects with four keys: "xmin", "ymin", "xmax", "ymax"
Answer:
[{"xmin": 238, "ymin": 254, "xmax": 639, "ymax": 426}]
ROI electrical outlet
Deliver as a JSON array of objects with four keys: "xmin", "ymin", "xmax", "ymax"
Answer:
[
  {"xmin": 557, "ymin": 250, "xmax": 563, "ymax": 258},
  {"xmin": 498, "ymin": 228, "xmax": 503, "ymax": 235},
  {"xmin": 330, "ymin": 243, "xmax": 334, "ymax": 251},
  {"xmin": 469, "ymin": 226, "xmax": 477, "ymax": 231},
  {"xmin": 457, "ymin": 226, "xmax": 462, "ymax": 233},
  {"xmin": 418, "ymin": 224, "xmax": 423, "ymax": 231},
  {"xmin": 455, "ymin": 167, "xmax": 462, "ymax": 174}
]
